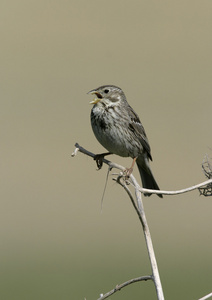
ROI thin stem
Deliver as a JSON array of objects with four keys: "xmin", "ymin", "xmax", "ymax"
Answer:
[
  {"xmin": 198, "ymin": 292, "xmax": 212, "ymax": 300},
  {"xmin": 97, "ymin": 276, "xmax": 152, "ymax": 300},
  {"xmin": 129, "ymin": 176, "xmax": 164, "ymax": 300},
  {"xmin": 72, "ymin": 143, "xmax": 211, "ymax": 300},
  {"xmin": 140, "ymin": 179, "xmax": 212, "ymax": 196},
  {"xmin": 72, "ymin": 143, "xmax": 212, "ymax": 197},
  {"xmin": 73, "ymin": 143, "xmax": 165, "ymax": 299}
]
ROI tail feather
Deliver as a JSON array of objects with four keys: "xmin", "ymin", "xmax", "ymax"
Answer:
[{"xmin": 136, "ymin": 158, "xmax": 163, "ymax": 198}]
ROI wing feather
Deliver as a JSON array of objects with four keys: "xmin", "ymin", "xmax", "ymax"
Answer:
[{"xmin": 128, "ymin": 105, "xmax": 152, "ymax": 161}]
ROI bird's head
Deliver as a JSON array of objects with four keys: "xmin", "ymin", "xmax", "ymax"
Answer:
[{"xmin": 88, "ymin": 85, "xmax": 126, "ymax": 106}]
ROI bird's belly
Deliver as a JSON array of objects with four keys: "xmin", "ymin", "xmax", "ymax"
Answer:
[
  {"xmin": 95, "ymin": 128, "xmax": 129, "ymax": 156},
  {"xmin": 92, "ymin": 120, "xmax": 140, "ymax": 158}
]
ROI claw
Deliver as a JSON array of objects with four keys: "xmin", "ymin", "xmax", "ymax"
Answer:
[
  {"xmin": 93, "ymin": 152, "xmax": 111, "ymax": 170},
  {"xmin": 94, "ymin": 154, "xmax": 104, "ymax": 169}
]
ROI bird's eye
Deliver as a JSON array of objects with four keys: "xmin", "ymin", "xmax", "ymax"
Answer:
[{"xmin": 104, "ymin": 89, "xmax": 109, "ymax": 94}]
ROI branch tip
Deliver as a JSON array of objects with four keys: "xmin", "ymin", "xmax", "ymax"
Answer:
[{"xmin": 71, "ymin": 146, "xmax": 79, "ymax": 157}]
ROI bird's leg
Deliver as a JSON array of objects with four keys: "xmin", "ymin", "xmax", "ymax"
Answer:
[
  {"xmin": 94, "ymin": 152, "xmax": 112, "ymax": 170},
  {"xmin": 124, "ymin": 157, "xmax": 137, "ymax": 177}
]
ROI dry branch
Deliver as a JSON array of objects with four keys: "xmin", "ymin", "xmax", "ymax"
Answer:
[
  {"xmin": 97, "ymin": 276, "xmax": 152, "ymax": 300},
  {"xmin": 72, "ymin": 143, "xmax": 164, "ymax": 300},
  {"xmin": 72, "ymin": 143, "xmax": 212, "ymax": 300},
  {"xmin": 72, "ymin": 143, "xmax": 212, "ymax": 197}
]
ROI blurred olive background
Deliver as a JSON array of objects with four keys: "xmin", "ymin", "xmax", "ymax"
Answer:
[{"xmin": 1, "ymin": 1, "xmax": 212, "ymax": 299}]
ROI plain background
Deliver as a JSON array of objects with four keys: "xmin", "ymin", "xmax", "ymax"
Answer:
[{"xmin": 1, "ymin": 1, "xmax": 212, "ymax": 299}]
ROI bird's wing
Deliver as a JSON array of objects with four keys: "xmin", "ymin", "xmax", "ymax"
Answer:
[{"xmin": 128, "ymin": 105, "xmax": 152, "ymax": 161}]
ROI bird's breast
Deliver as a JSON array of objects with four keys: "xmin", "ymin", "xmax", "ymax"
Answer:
[{"xmin": 90, "ymin": 105, "xmax": 141, "ymax": 158}]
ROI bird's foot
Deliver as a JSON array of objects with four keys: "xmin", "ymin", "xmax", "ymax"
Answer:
[
  {"xmin": 123, "ymin": 157, "xmax": 137, "ymax": 178},
  {"xmin": 121, "ymin": 168, "xmax": 133, "ymax": 185},
  {"xmin": 93, "ymin": 152, "xmax": 111, "ymax": 170},
  {"xmin": 123, "ymin": 167, "xmax": 134, "ymax": 178}
]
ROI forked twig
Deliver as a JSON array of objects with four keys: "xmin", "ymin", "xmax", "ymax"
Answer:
[
  {"xmin": 73, "ymin": 143, "xmax": 164, "ymax": 299},
  {"xmin": 72, "ymin": 143, "xmax": 212, "ymax": 197},
  {"xmin": 72, "ymin": 143, "xmax": 212, "ymax": 300}
]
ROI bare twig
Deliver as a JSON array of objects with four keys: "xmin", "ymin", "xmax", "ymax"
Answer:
[
  {"xmin": 73, "ymin": 143, "xmax": 211, "ymax": 300},
  {"xmin": 73, "ymin": 143, "xmax": 165, "ymax": 300},
  {"xmin": 73, "ymin": 143, "xmax": 212, "ymax": 197},
  {"xmin": 73, "ymin": 143, "xmax": 125, "ymax": 172},
  {"xmin": 97, "ymin": 276, "xmax": 152, "ymax": 300},
  {"xmin": 199, "ymin": 153, "xmax": 212, "ymax": 196},
  {"xmin": 137, "ymin": 179, "xmax": 212, "ymax": 197},
  {"xmin": 198, "ymin": 292, "xmax": 212, "ymax": 300},
  {"xmin": 114, "ymin": 174, "xmax": 144, "ymax": 226},
  {"xmin": 114, "ymin": 174, "xmax": 164, "ymax": 299},
  {"xmin": 202, "ymin": 154, "xmax": 212, "ymax": 179},
  {"xmin": 71, "ymin": 146, "xmax": 79, "ymax": 157}
]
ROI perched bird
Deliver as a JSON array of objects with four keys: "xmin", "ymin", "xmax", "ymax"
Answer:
[{"xmin": 88, "ymin": 85, "xmax": 162, "ymax": 198}]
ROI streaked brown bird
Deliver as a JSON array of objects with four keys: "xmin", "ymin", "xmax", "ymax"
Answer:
[{"xmin": 88, "ymin": 85, "xmax": 162, "ymax": 198}]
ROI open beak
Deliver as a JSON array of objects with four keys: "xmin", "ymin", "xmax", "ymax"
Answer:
[{"xmin": 87, "ymin": 90, "xmax": 103, "ymax": 104}]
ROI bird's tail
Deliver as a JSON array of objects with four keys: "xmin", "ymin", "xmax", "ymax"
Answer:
[{"xmin": 136, "ymin": 157, "xmax": 163, "ymax": 198}]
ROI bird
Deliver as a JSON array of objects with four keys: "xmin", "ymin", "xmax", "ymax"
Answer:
[{"xmin": 88, "ymin": 85, "xmax": 163, "ymax": 198}]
